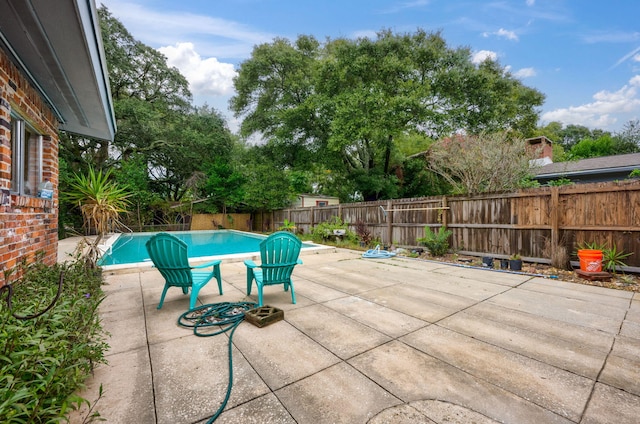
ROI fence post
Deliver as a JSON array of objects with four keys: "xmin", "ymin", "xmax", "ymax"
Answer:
[
  {"xmin": 550, "ymin": 187, "xmax": 559, "ymax": 261},
  {"xmin": 441, "ymin": 196, "xmax": 448, "ymax": 227},
  {"xmin": 310, "ymin": 207, "xmax": 315, "ymax": 230},
  {"xmin": 387, "ymin": 200, "xmax": 393, "ymax": 245}
]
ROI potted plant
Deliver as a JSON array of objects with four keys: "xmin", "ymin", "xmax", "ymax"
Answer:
[
  {"xmin": 500, "ymin": 258, "xmax": 509, "ymax": 269},
  {"xmin": 354, "ymin": 220, "xmax": 373, "ymax": 247},
  {"xmin": 482, "ymin": 256, "xmax": 494, "ymax": 267},
  {"xmin": 509, "ymin": 254, "xmax": 523, "ymax": 271},
  {"xmin": 278, "ymin": 219, "xmax": 297, "ymax": 233}
]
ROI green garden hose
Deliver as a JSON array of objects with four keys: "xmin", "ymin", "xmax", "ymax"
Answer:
[{"xmin": 177, "ymin": 301, "xmax": 257, "ymax": 423}]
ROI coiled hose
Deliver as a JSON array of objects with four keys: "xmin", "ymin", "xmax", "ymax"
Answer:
[
  {"xmin": 0, "ymin": 271, "xmax": 64, "ymax": 320},
  {"xmin": 362, "ymin": 245, "xmax": 397, "ymax": 259},
  {"xmin": 177, "ymin": 301, "xmax": 257, "ymax": 423}
]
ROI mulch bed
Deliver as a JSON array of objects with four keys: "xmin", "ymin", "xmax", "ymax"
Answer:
[{"xmin": 409, "ymin": 252, "xmax": 640, "ymax": 293}]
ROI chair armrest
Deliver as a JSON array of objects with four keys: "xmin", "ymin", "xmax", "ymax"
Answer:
[
  {"xmin": 244, "ymin": 259, "xmax": 258, "ymax": 268},
  {"xmin": 192, "ymin": 259, "xmax": 221, "ymax": 269}
]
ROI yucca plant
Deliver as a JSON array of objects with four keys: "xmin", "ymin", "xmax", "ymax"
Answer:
[
  {"xmin": 602, "ymin": 245, "xmax": 632, "ymax": 273},
  {"xmin": 63, "ymin": 167, "xmax": 131, "ymax": 266}
]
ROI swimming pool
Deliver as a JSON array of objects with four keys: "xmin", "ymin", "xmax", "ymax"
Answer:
[{"xmin": 98, "ymin": 230, "xmax": 320, "ymax": 270}]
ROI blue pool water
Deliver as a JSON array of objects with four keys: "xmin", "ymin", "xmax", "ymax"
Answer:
[{"xmin": 98, "ymin": 230, "xmax": 314, "ymax": 267}]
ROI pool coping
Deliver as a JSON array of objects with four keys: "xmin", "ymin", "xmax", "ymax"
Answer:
[{"xmin": 96, "ymin": 230, "xmax": 334, "ymax": 273}]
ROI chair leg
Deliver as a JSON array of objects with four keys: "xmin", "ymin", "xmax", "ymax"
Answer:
[
  {"xmin": 246, "ymin": 269, "xmax": 254, "ymax": 295},
  {"xmin": 257, "ymin": 284, "xmax": 263, "ymax": 307},
  {"xmin": 215, "ymin": 264, "xmax": 223, "ymax": 295},
  {"xmin": 157, "ymin": 284, "xmax": 170, "ymax": 309},
  {"xmin": 189, "ymin": 287, "xmax": 200, "ymax": 310},
  {"xmin": 289, "ymin": 281, "xmax": 296, "ymax": 304}
]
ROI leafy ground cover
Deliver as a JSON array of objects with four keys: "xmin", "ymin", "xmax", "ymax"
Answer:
[{"xmin": 0, "ymin": 261, "xmax": 108, "ymax": 423}]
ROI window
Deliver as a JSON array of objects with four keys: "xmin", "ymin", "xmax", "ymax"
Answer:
[
  {"xmin": 10, "ymin": 116, "xmax": 43, "ymax": 196},
  {"xmin": 316, "ymin": 200, "xmax": 328, "ymax": 207}
]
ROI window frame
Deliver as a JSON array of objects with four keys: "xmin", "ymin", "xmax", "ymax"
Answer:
[{"xmin": 10, "ymin": 114, "xmax": 43, "ymax": 197}]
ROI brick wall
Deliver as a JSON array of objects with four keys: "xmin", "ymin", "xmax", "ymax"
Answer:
[{"xmin": 0, "ymin": 47, "xmax": 59, "ymax": 286}]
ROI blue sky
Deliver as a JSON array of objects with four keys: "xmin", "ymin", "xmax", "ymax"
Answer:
[{"xmin": 99, "ymin": 0, "xmax": 640, "ymax": 134}]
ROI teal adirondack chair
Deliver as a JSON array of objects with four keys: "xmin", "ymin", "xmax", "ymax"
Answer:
[
  {"xmin": 245, "ymin": 231, "xmax": 303, "ymax": 307},
  {"xmin": 145, "ymin": 232, "xmax": 222, "ymax": 310}
]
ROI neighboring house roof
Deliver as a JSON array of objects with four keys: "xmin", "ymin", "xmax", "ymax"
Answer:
[
  {"xmin": 532, "ymin": 152, "xmax": 640, "ymax": 183},
  {"xmin": 297, "ymin": 194, "xmax": 340, "ymax": 199},
  {"xmin": 0, "ymin": 0, "xmax": 115, "ymax": 141}
]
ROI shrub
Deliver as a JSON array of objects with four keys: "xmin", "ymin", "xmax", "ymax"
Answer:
[
  {"xmin": 278, "ymin": 219, "xmax": 296, "ymax": 232},
  {"xmin": 310, "ymin": 217, "xmax": 356, "ymax": 244},
  {"xmin": 0, "ymin": 261, "xmax": 108, "ymax": 423},
  {"xmin": 354, "ymin": 220, "xmax": 373, "ymax": 247},
  {"xmin": 417, "ymin": 226, "xmax": 452, "ymax": 256}
]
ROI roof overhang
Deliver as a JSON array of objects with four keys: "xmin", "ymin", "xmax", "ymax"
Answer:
[{"xmin": 0, "ymin": 0, "xmax": 115, "ymax": 141}]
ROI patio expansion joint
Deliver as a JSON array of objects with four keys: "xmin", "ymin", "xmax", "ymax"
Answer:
[
  {"xmin": 577, "ymin": 295, "xmax": 637, "ymax": 423},
  {"xmin": 396, "ymin": 274, "xmax": 607, "ymax": 422},
  {"xmin": 137, "ymin": 274, "xmax": 158, "ymax": 423}
]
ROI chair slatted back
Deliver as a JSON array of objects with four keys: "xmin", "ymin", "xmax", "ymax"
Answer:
[
  {"xmin": 145, "ymin": 233, "xmax": 193, "ymax": 288},
  {"xmin": 259, "ymin": 232, "xmax": 301, "ymax": 286}
]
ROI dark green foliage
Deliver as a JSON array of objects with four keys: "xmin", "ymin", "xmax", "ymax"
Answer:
[
  {"xmin": 417, "ymin": 226, "xmax": 453, "ymax": 256},
  {"xmin": 199, "ymin": 158, "xmax": 246, "ymax": 214},
  {"xmin": 568, "ymin": 135, "xmax": 616, "ymax": 159},
  {"xmin": 0, "ymin": 262, "xmax": 108, "ymax": 423},
  {"xmin": 547, "ymin": 177, "xmax": 573, "ymax": 186},
  {"xmin": 231, "ymin": 29, "xmax": 544, "ymax": 201}
]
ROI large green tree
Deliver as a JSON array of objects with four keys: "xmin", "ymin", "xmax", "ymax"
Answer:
[
  {"xmin": 61, "ymin": 7, "xmax": 238, "ymax": 231},
  {"xmin": 231, "ymin": 29, "xmax": 544, "ymax": 201}
]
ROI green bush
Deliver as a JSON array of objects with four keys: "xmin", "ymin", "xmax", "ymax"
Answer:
[
  {"xmin": 310, "ymin": 217, "xmax": 356, "ymax": 244},
  {"xmin": 417, "ymin": 226, "xmax": 452, "ymax": 256},
  {"xmin": 0, "ymin": 261, "xmax": 108, "ymax": 423}
]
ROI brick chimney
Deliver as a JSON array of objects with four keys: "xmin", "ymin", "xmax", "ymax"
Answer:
[{"xmin": 526, "ymin": 136, "xmax": 553, "ymax": 166}]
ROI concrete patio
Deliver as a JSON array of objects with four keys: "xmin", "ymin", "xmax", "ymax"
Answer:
[{"xmin": 68, "ymin": 248, "xmax": 640, "ymax": 423}]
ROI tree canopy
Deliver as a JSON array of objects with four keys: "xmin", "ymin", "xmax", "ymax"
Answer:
[
  {"xmin": 59, "ymin": 10, "xmax": 639, "ymax": 233},
  {"xmin": 231, "ymin": 29, "xmax": 545, "ymax": 200}
]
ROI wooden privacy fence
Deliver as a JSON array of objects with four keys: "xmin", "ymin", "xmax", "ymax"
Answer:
[{"xmin": 264, "ymin": 179, "xmax": 640, "ymax": 267}]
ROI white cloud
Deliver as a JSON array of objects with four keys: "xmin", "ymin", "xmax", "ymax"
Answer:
[
  {"xmin": 482, "ymin": 28, "xmax": 519, "ymax": 41},
  {"xmin": 526, "ymin": 0, "xmax": 535, "ymax": 5},
  {"xmin": 380, "ymin": 0, "xmax": 431, "ymax": 14},
  {"xmin": 472, "ymin": 50, "xmax": 498, "ymax": 64},
  {"xmin": 541, "ymin": 76, "xmax": 640, "ymax": 129},
  {"xmin": 100, "ymin": 0, "xmax": 274, "ymax": 59},
  {"xmin": 514, "ymin": 67, "xmax": 536, "ymax": 78},
  {"xmin": 159, "ymin": 43, "xmax": 237, "ymax": 97},
  {"xmin": 610, "ymin": 46, "xmax": 640, "ymax": 70},
  {"xmin": 497, "ymin": 28, "xmax": 519, "ymax": 41}
]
